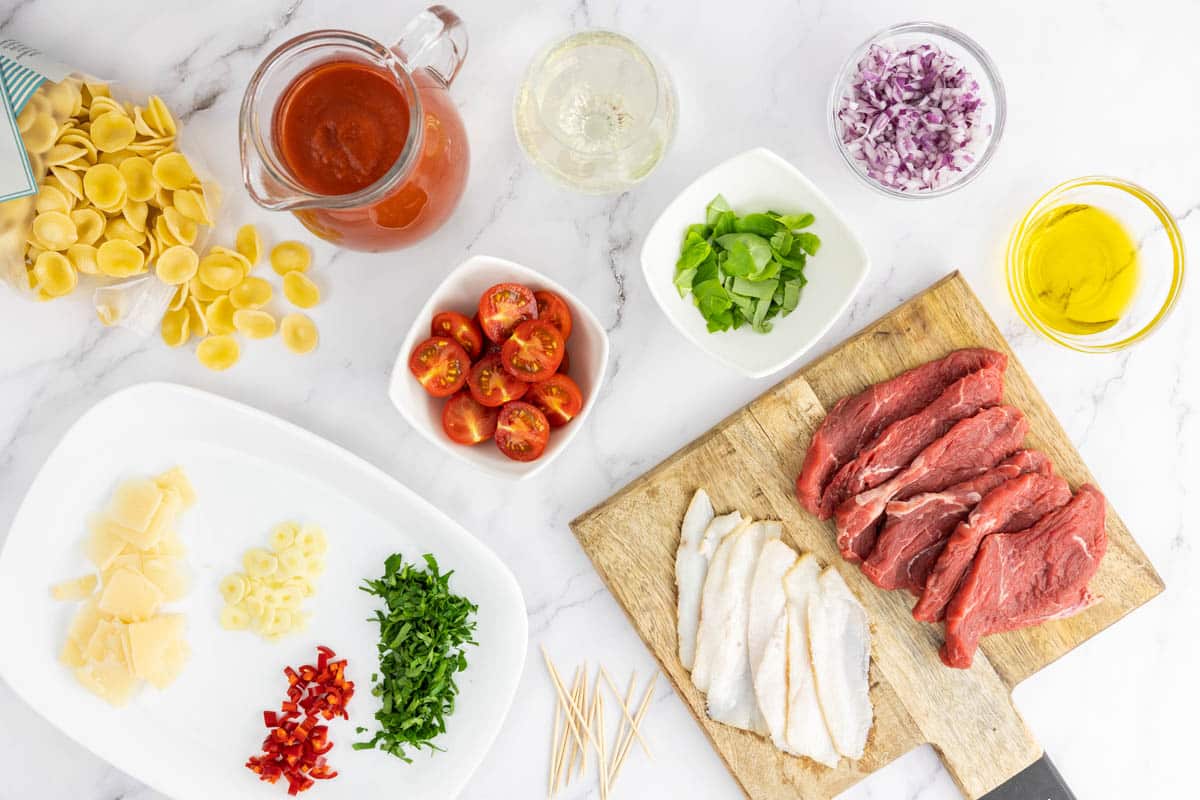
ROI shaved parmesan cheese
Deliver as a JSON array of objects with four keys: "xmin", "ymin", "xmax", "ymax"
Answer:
[
  {"xmin": 147, "ymin": 528, "xmax": 186, "ymax": 558},
  {"xmin": 146, "ymin": 637, "xmax": 190, "ymax": 689},
  {"xmin": 60, "ymin": 638, "xmax": 86, "ymax": 668},
  {"xmin": 83, "ymin": 618, "xmax": 127, "ymax": 665},
  {"xmin": 142, "ymin": 557, "xmax": 189, "ymax": 602},
  {"xmin": 66, "ymin": 599, "xmax": 102, "ymax": 647},
  {"xmin": 109, "ymin": 479, "xmax": 163, "ymax": 531},
  {"xmin": 57, "ymin": 467, "xmax": 195, "ymax": 706},
  {"xmin": 99, "ymin": 567, "xmax": 164, "ymax": 623},
  {"xmin": 154, "ymin": 466, "xmax": 196, "ymax": 509},
  {"xmin": 85, "ymin": 516, "xmax": 128, "ymax": 571},
  {"xmin": 74, "ymin": 658, "xmax": 138, "ymax": 706},
  {"xmin": 107, "ymin": 487, "xmax": 181, "ymax": 550},
  {"xmin": 128, "ymin": 614, "xmax": 186, "ymax": 682},
  {"xmin": 101, "ymin": 553, "xmax": 144, "ymax": 583},
  {"xmin": 51, "ymin": 574, "xmax": 97, "ymax": 601}
]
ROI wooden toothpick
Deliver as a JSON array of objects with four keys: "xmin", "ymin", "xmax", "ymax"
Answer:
[{"xmin": 601, "ymin": 665, "xmax": 653, "ymax": 759}]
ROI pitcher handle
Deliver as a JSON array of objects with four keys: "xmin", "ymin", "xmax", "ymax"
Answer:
[{"xmin": 393, "ymin": 5, "xmax": 468, "ymax": 86}]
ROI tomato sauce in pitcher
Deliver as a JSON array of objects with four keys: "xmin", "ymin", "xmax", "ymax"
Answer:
[
  {"xmin": 274, "ymin": 62, "xmax": 411, "ymax": 195},
  {"xmin": 240, "ymin": 8, "xmax": 470, "ymax": 252}
]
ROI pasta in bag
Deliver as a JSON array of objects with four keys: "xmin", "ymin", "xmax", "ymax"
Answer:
[{"xmin": 0, "ymin": 40, "xmax": 219, "ymax": 333}]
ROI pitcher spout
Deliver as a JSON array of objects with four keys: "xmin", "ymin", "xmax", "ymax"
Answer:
[{"xmin": 239, "ymin": 126, "xmax": 309, "ymax": 211}]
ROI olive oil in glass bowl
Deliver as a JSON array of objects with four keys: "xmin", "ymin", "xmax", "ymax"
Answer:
[{"xmin": 1007, "ymin": 177, "xmax": 1184, "ymax": 353}]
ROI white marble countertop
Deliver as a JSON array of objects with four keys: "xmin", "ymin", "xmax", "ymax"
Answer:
[{"xmin": 0, "ymin": 0, "xmax": 1195, "ymax": 798}]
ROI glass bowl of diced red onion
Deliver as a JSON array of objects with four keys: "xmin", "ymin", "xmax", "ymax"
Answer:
[{"xmin": 829, "ymin": 21, "xmax": 1006, "ymax": 198}]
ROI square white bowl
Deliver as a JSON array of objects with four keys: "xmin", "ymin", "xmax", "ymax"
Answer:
[
  {"xmin": 389, "ymin": 255, "xmax": 609, "ymax": 480},
  {"xmin": 641, "ymin": 147, "xmax": 870, "ymax": 378}
]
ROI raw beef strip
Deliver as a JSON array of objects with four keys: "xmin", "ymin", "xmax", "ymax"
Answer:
[
  {"xmin": 861, "ymin": 450, "xmax": 1051, "ymax": 593},
  {"xmin": 941, "ymin": 484, "xmax": 1108, "ymax": 669},
  {"xmin": 818, "ymin": 367, "xmax": 1005, "ymax": 517},
  {"xmin": 796, "ymin": 348, "xmax": 1007, "ymax": 518},
  {"xmin": 914, "ymin": 471, "xmax": 1072, "ymax": 623},
  {"xmin": 834, "ymin": 406, "xmax": 1028, "ymax": 564}
]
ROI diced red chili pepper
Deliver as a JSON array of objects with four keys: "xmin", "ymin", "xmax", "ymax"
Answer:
[{"xmin": 246, "ymin": 646, "xmax": 351, "ymax": 795}]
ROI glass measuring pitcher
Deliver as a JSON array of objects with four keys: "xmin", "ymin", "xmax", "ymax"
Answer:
[{"xmin": 239, "ymin": 6, "xmax": 469, "ymax": 252}]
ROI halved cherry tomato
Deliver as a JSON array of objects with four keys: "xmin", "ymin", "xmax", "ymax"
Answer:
[
  {"xmin": 558, "ymin": 348, "xmax": 570, "ymax": 374},
  {"xmin": 467, "ymin": 352, "xmax": 529, "ymax": 407},
  {"xmin": 533, "ymin": 290, "xmax": 573, "ymax": 340},
  {"xmin": 527, "ymin": 374, "xmax": 584, "ymax": 428},
  {"xmin": 478, "ymin": 283, "xmax": 538, "ymax": 342},
  {"xmin": 431, "ymin": 311, "xmax": 484, "ymax": 359},
  {"xmin": 408, "ymin": 336, "xmax": 469, "ymax": 397},
  {"xmin": 500, "ymin": 319, "xmax": 564, "ymax": 382},
  {"xmin": 442, "ymin": 391, "xmax": 500, "ymax": 445},
  {"xmin": 495, "ymin": 401, "xmax": 550, "ymax": 462},
  {"xmin": 478, "ymin": 313, "xmax": 503, "ymax": 358}
]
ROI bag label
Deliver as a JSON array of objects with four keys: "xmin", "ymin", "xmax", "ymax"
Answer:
[
  {"xmin": 0, "ymin": 77, "xmax": 34, "ymax": 202},
  {"xmin": 0, "ymin": 40, "xmax": 70, "ymax": 203},
  {"xmin": 0, "ymin": 39, "xmax": 71, "ymax": 110}
]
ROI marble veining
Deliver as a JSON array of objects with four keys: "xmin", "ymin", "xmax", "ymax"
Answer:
[{"xmin": 0, "ymin": 1, "xmax": 1195, "ymax": 799}]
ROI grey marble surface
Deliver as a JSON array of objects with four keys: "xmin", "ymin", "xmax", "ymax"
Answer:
[{"xmin": 0, "ymin": 1, "xmax": 1195, "ymax": 798}]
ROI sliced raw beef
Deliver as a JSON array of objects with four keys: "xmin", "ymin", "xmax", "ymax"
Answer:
[
  {"xmin": 834, "ymin": 406, "xmax": 1028, "ymax": 563},
  {"xmin": 941, "ymin": 484, "xmax": 1108, "ymax": 668},
  {"xmin": 818, "ymin": 367, "xmax": 1005, "ymax": 517},
  {"xmin": 796, "ymin": 348, "xmax": 1008, "ymax": 518},
  {"xmin": 861, "ymin": 450, "xmax": 1051, "ymax": 593},
  {"xmin": 914, "ymin": 471, "xmax": 1072, "ymax": 623}
]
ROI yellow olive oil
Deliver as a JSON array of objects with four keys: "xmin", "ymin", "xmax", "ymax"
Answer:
[{"xmin": 1016, "ymin": 204, "xmax": 1140, "ymax": 335}]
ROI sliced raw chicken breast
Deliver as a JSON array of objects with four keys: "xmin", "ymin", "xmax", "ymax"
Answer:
[
  {"xmin": 808, "ymin": 568, "xmax": 873, "ymax": 760},
  {"xmin": 748, "ymin": 539, "xmax": 798, "ymax": 671},
  {"xmin": 753, "ymin": 611, "xmax": 789, "ymax": 749},
  {"xmin": 706, "ymin": 521, "xmax": 780, "ymax": 733},
  {"xmin": 781, "ymin": 555, "xmax": 839, "ymax": 767},
  {"xmin": 691, "ymin": 519, "xmax": 749, "ymax": 692},
  {"xmin": 699, "ymin": 510, "xmax": 744, "ymax": 559},
  {"xmin": 674, "ymin": 490, "xmax": 715, "ymax": 670},
  {"xmin": 748, "ymin": 539, "xmax": 797, "ymax": 746}
]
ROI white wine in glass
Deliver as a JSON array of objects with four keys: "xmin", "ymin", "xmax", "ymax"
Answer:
[{"xmin": 514, "ymin": 30, "xmax": 677, "ymax": 194}]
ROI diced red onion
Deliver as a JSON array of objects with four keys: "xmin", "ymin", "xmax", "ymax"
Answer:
[{"xmin": 836, "ymin": 42, "xmax": 989, "ymax": 192}]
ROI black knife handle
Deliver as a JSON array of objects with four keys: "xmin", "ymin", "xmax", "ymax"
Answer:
[{"xmin": 981, "ymin": 753, "xmax": 1077, "ymax": 800}]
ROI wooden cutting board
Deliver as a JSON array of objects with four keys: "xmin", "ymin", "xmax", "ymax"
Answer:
[{"xmin": 570, "ymin": 272, "xmax": 1163, "ymax": 799}]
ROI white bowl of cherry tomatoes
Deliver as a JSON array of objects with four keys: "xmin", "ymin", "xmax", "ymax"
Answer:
[{"xmin": 389, "ymin": 254, "xmax": 609, "ymax": 479}]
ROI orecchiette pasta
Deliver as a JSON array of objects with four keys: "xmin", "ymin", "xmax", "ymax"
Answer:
[
  {"xmin": 269, "ymin": 240, "xmax": 310, "ymax": 275},
  {"xmin": 3, "ymin": 79, "xmax": 324, "ymax": 365}
]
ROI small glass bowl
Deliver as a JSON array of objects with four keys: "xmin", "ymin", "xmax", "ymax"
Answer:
[
  {"xmin": 828, "ymin": 21, "xmax": 1006, "ymax": 199},
  {"xmin": 1006, "ymin": 177, "xmax": 1185, "ymax": 353}
]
